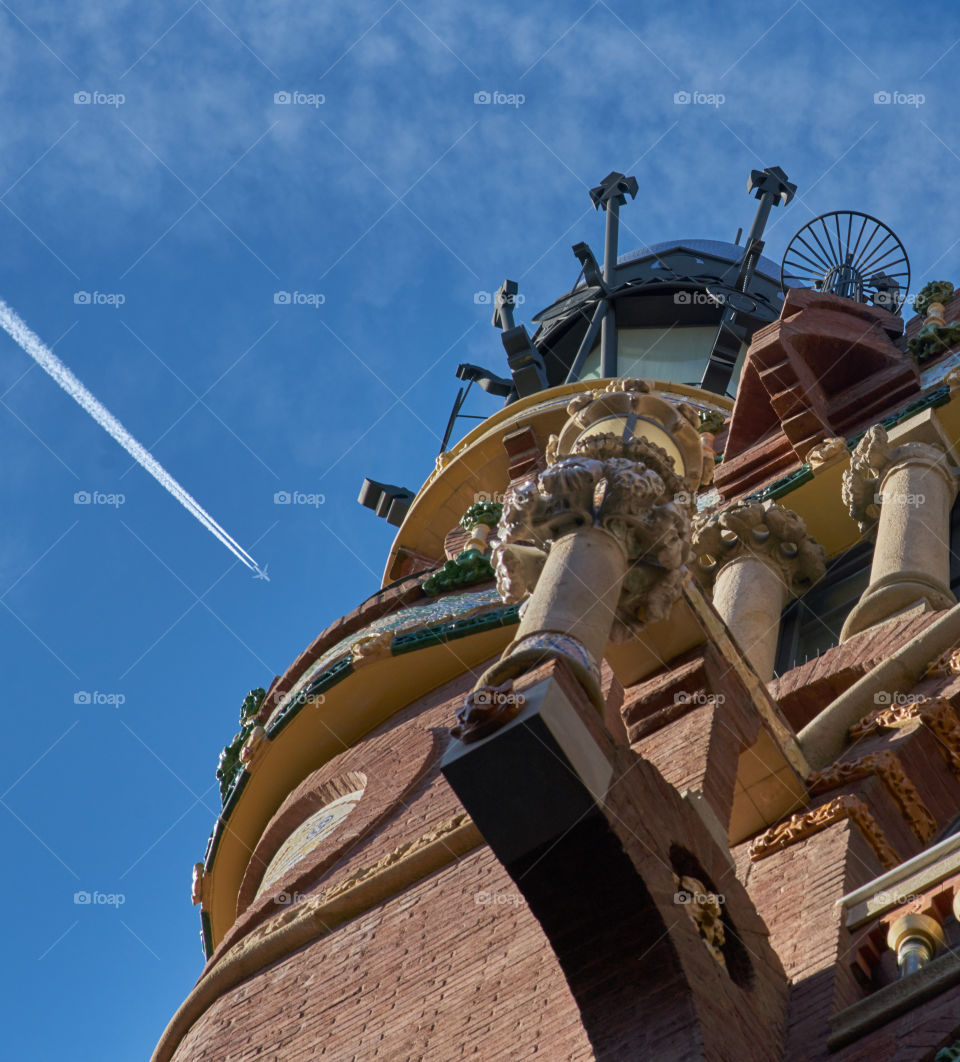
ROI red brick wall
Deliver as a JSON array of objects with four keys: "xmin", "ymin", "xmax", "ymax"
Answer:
[
  {"xmin": 734, "ymin": 821, "xmax": 884, "ymax": 1062},
  {"xmin": 174, "ymin": 668, "xmax": 594, "ymax": 1060},
  {"xmin": 172, "ymin": 848, "xmax": 593, "ymax": 1061}
]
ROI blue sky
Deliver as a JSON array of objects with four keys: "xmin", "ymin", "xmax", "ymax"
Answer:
[{"xmin": 1, "ymin": 2, "xmax": 958, "ymax": 1059}]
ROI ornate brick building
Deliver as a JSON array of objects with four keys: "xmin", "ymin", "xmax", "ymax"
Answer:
[{"xmin": 154, "ymin": 168, "xmax": 960, "ymax": 1061}]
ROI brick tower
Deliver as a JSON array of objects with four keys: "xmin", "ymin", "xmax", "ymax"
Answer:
[{"xmin": 153, "ymin": 167, "xmax": 960, "ymax": 1061}]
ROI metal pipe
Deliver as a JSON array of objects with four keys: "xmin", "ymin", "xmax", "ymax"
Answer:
[
  {"xmin": 565, "ymin": 300, "xmax": 607, "ymax": 384},
  {"xmin": 799, "ymin": 598, "xmax": 960, "ymax": 770},
  {"xmin": 603, "ymin": 198, "xmax": 619, "ymax": 281},
  {"xmin": 600, "ymin": 200, "xmax": 620, "ymax": 378},
  {"xmin": 600, "ymin": 299, "xmax": 617, "ymax": 379}
]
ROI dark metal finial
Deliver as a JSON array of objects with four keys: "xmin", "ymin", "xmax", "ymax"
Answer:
[
  {"xmin": 492, "ymin": 279, "xmax": 519, "ymax": 331},
  {"xmin": 589, "ymin": 171, "xmax": 639, "ymax": 211},
  {"xmin": 747, "ymin": 166, "xmax": 796, "ymax": 206}
]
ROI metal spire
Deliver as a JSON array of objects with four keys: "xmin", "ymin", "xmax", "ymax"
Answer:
[
  {"xmin": 590, "ymin": 171, "xmax": 638, "ymax": 378},
  {"xmin": 700, "ymin": 165, "xmax": 796, "ymax": 394}
]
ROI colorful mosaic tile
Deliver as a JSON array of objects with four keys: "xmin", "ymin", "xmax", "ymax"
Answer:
[
  {"xmin": 270, "ymin": 587, "xmax": 504, "ymax": 721},
  {"xmin": 254, "ymin": 788, "xmax": 365, "ymax": 899}
]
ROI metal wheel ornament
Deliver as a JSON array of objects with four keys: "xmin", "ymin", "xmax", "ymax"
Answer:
[{"xmin": 781, "ymin": 210, "xmax": 910, "ymax": 313}]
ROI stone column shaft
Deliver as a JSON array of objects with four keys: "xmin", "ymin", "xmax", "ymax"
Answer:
[
  {"xmin": 841, "ymin": 422, "xmax": 959, "ymax": 641},
  {"xmin": 872, "ymin": 456, "xmax": 953, "ymax": 589},
  {"xmin": 692, "ymin": 500, "xmax": 825, "ymax": 683},
  {"xmin": 711, "ymin": 554, "xmax": 789, "ymax": 682},
  {"xmin": 510, "ymin": 526, "xmax": 627, "ymax": 669}
]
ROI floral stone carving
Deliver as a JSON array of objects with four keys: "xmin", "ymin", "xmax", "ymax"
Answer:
[
  {"xmin": 842, "ymin": 423, "xmax": 952, "ymax": 533},
  {"xmin": 492, "ymin": 381, "xmax": 706, "ymax": 638},
  {"xmin": 675, "ymin": 874, "xmax": 726, "ymax": 968},
  {"xmin": 749, "ymin": 794, "xmax": 899, "ymax": 870},
  {"xmin": 216, "ymin": 686, "xmax": 267, "ymax": 803},
  {"xmin": 691, "ymin": 499, "xmax": 825, "ymax": 595},
  {"xmin": 422, "ymin": 501, "xmax": 503, "ymax": 596}
]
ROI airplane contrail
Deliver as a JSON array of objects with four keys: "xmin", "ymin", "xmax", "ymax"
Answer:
[{"xmin": 0, "ymin": 296, "xmax": 266, "ymax": 577}]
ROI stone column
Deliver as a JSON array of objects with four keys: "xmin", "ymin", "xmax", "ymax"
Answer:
[
  {"xmin": 692, "ymin": 501, "xmax": 826, "ymax": 682},
  {"xmin": 841, "ymin": 417, "xmax": 960, "ymax": 641},
  {"xmin": 510, "ymin": 525, "xmax": 628, "ymax": 673},
  {"xmin": 458, "ymin": 380, "xmax": 705, "ymax": 724}
]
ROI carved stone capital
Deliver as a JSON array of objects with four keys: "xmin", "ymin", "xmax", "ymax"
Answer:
[
  {"xmin": 493, "ymin": 383, "xmax": 708, "ymax": 638},
  {"xmin": 495, "ymin": 452, "xmax": 692, "ymax": 635},
  {"xmin": 842, "ymin": 424, "xmax": 956, "ymax": 532},
  {"xmin": 691, "ymin": 499, "xmax": 826, "ymax": 597},
  {"xmin": 475, "ymin": 384, "xmax": 710, "ymax": 713}
]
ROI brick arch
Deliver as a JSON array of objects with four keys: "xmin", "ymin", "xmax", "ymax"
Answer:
[
  {"xmin": 508, "ymin": 808, "xmax": 705, "ymax": 1059},
  {"xmin": 226, "ymin": 723, "xmax": 439, "ymax": 953},
  {"xmin": 249, "ymin": 771, "xmax": 368, "ymax": 901}
]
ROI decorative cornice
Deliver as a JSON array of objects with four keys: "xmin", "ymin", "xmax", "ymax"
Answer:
[
  {"xmin": 807, "ymin": 750, "xmax": 936, "ymax": 843},
  {"xmin": 749, "ymin": 794, "xmax": 899, "ymax": 870},
  {"xmin": 850, "ymin": 698, "xmax": 960, "ymax": 777},
  {"xmin": 691, "ymin": 499, "xmax": 825, "ymax": 595},
  {"xmin": 231, "ymin": 813, "xmax": 479, "ymax": 963},
  {"xmin": 927, "ymin": 645, "xmax": 960, "ymax": 678}
]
